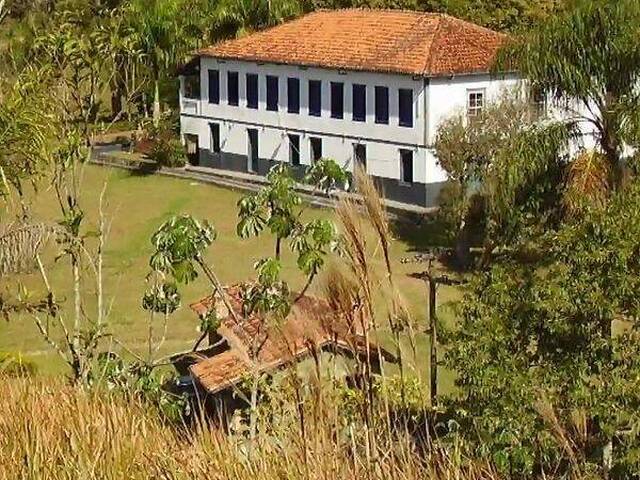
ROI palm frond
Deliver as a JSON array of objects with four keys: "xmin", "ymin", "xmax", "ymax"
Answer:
[
  {"xmin": 0, "ymin": 223, "xmax": 60, "ymax": 276},
  {"xmin": 563, "ymin": 150, "xmax": 611, "ymax": 218}
]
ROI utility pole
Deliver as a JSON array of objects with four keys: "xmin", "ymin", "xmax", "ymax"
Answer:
[
  {"xmin": 428, "ymin": 262, "xmax": 438, "ymax": 403},
  {"xmin": 405, "ymin": 252, "xmax": 464, "ymax": 407}
]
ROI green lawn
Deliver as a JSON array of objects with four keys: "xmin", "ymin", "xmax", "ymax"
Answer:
[{"xmin": 0, "ymin": 164, "xmax": 459, "ymax": 391}]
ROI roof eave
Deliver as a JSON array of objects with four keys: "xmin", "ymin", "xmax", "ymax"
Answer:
[
  {"xmin": 424, "ymin": 68, "xmax": 519, "ymax": 79},
  {"xmin": 198, "ymin": 52, "xmax": 426, "ymax": 78},
  {"xmin": 192, "ymin": 52, "xmax": 518, "ymax": 80}
]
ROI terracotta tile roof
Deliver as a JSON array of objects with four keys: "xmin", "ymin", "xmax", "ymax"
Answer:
[
  {"xmin": 187, "ymin": 286, "xmax": 396, "ymax": 394},
  {"xmin": 197, "ymin": 9, "xmax": 507, "ymax": 77},
  {"xmin": 189, "ymin": 350, "xmax": 249, "ymax": 394}
]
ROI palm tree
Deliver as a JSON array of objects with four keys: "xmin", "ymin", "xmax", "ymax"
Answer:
[
  {"xmin": 502, "ymin": 0, "xmax": 640, "ymax": 188},
  {"xmin": 210, "ymin": 0, "xmax": 302, "ymax": 41},
  {"xmin": 128, "ymin": 0, "xmax": 182, "ymax": 125},
  {"xmin": 96, "ymin": 9, "xmax": 143, "ymax": 120},
  {"xmin": 0, "ymin": 67, "xmax": 53, "ymax": 200}
]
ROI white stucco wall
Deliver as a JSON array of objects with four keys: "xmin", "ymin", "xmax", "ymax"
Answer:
[
  {"xmin": 426, "ymin": 73, "xmax": 521, "ymax": 145},
  {"xmin": 179, "ymin": 58, "xmax": 524, "ymax": 186}
]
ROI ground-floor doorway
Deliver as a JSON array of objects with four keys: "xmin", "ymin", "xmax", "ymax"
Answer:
[
  {"xmin": 247, "ymin": 128, "xmax": 259, "ymax": 172},
  {"xmin": 184, "ymin": 134, "xmax": 199, "ymax": 166}
]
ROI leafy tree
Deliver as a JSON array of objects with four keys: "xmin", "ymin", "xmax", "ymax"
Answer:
[
  {"xmin": 33, "ymin": 9, "xmax": 114, "ymax": 139},
  {"xmin": 434, "ymin": 95, "xmax": 572, "ymax": 268},
  {"xmin": 241, "ymin": 257, "xmax": 291, "ymax": 318},
  {"xmin": 444, "ymin": 180, "xmax": 640, "ymax": 477},
  {"xmin": 290, "ymin": 218, "xmax": 340, "ymax": 298},
  {"xmin": 96, "ymin": 7, "xmax": 146, "ymax": 120},
  {"xmin": 124, "ymin": 0, "xmax": 206, "ymax": 124},
  {"xmin": 149, "ymin": 215, "xmax": 231, "ymax": 305},
  {"xmin": 303, "ymin": 0, "xmax": 565, "ymax": 32},
  {"xmin": 146, "ymin": 214, "xmax": 241, "ymax": 350},
  {"xmin": 501, "ymin": 0, "xmax": 640, "ymax": 187},
  {"xmin": 237, "ymin": 164, "xmax": 301, "ymax": 260},
  {"xmin": 303, "ymin": 157, "xmax": 351, "ymax": 193},
  {"xmin": 444, "ymin": 0, "xmax": 565, "ymax": 32},
  {"xmin": 0, "ymin": 67, "xmax": 54, "ymax": 201},
  {"xmin": 5, "ymin": 126, "xmax": 111, "ymax": 385},
  {"xmin": 237, "ymin": 161, "xmax": 344, "ymax": 297},
  {"xmin": 127, "ymin": 0, "xmax": 183, "ymax": 125}
]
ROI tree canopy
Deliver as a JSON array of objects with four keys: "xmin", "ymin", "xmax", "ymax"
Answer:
[
  {"xmin": 501, "ymin": 0, "xmax": 640, "ymax": 184},
  {"xmin": 445, "ymin": 180, "xmax": 640, "ymax": 476}
]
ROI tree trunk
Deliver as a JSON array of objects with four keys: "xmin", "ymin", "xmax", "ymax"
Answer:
[
  {"xmin": 249, "ymin": 371, "xmax": 259, "ymax": 453},
  {"xmin": 455, "ymin": 220, "xmax": 472, "ymax": 270},
  {"xmin": 275, "ymin": 237, "xmax": 281, "ymax": 260},
  {"xmin": 600, "ymin": 93, "xmax": 623, "ymax": 189},
  {"xmin": 110, "ymin": 79, "xmax": 123, "ymax": 120},
  {"xmin": 480, "ymin": 238, "xmax": 495, "ymax": 269},
  {"xmin": 153, "ymin": 78, "xmax": 161, "ymax": 126}
]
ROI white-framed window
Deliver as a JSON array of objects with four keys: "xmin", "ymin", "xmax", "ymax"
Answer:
[
  {"xmin": 288, "ymin": 134, "xmax": 300, "ymax": 166},
  {"xmin": 530, "ymin": 85, "xmax": 547, "ymax": 119},
  {"xmin": 467, "ymin": 89, "xmax": 485, "ymax": 119},
  {"xmin": 310, "ymin": 137, "xmax": 322, "ymax": 163},
  {"xmin": 353, "ymin": 143, "xmax": 366, "ymax": 171},
  {"xmin": 399, "ymin": 149, "xmax": 413, "ymax": 184},
  {"xmin": 209, "ymin": 123, "xmax": 220, "ymax": 153}
]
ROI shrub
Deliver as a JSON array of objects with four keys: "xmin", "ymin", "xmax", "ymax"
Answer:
[
  {"xmin": 148, "ymin": 137, "xmax": 186, "ymax": 168},
  {"xmin": 114, "ymin": 135, "xmax": 132, "ymax": 150}
]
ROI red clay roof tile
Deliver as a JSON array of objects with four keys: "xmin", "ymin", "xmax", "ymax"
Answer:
[
  {"xmin": 187, "ymin": 286, "xmax": 396, "ymax": 394},
  {"xmin": 197, "ymin": 9, "xmax": 506, "ymax": 76}
]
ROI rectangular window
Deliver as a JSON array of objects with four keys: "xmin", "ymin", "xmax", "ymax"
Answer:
[
  {"xmin": 208, "ymin": 70, "xmax": 219, "ymax": 104},
  {"xmin": 354, "ymin": 143, "xmax": 366, "ymax": 171},
  {"xmin": 398, "ymin": 88, "xmax": 413, "ymax": 127},
  {"xmin": 289, "ymin": 134, "xmax": 300, "ymax": 166},
  {"xmin": 266, "ymin": 75, "xmax": 279, "ymax": 111},
  {"xmin": 352, "ymin": 84, "xmax": 366, "ymax": 122},
  {"xmin": 375, "ymin": 86, "xmax": 389, "ymax": 124},
  {"xmin": 246, "ymin": 73, "xmax": 258, "ymax": 109},
  {"xmin": 400, "ymin": 149, "xmax": 413, "ymax": 184},
  {"xmin": 331, "ymin": 82, "xmax": 344, "ymax": 119},
  {"xmin": 183, "ymin": 74, "xmax": 200, "ymax": 99},
  {"xmin": 287, "ymin": 77, "xmax": 300, "ymax": 113},
  {"xmin": 310, "ymin": 137, "xmax": 322, "ymax": 162},
  {"xmin": 467, "ymin": 89, "xmax": 485, "ymax": 118},
  {"xmin": 530, "ymin": 85, "xmax": 546, "ymax": 119},
  {"xmin": 308, "ymin": 80, "xmax": 321, "ymax": 117},
  {"xmin": 227, "ymin": 71, "xmax": 239, "ymax": 106},
  {"xmin": 210, "ymin": 123, "xmax": 220, "ymax": 153}
]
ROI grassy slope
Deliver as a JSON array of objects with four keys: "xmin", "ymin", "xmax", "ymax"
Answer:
[{"xmin": 0, "ymin": 164, "xmax": 459, "ymax": 390}]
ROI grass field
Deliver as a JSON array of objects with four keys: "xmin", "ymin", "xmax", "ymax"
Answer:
[{"xmin": 0, "ymin": 164, "xmax": 460, "ymax": 389}]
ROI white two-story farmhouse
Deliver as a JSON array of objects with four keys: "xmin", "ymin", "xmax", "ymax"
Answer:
[{"xmin": 178, "ymin": 9, "xmax": 519, "ymax": 207}]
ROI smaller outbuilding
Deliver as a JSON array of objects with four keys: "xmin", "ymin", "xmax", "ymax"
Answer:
[{"xmin": 171, "ymin": 285, "xmax": 396, "ymax": 420}]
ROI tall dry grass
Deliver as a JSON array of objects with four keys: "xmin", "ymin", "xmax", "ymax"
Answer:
[{"xmin": 0, "ymin": 377, "xmax": 496, "ymax": 480}]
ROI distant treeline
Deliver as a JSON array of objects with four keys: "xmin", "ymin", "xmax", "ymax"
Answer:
[{"xmin": 4, "ymin": 0, "xmax": 568, "ymax": 33}]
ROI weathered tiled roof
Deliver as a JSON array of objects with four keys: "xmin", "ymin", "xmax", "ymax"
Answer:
[
  {"xmin": 188, "ymin": 286, "xmax": 395, "ymax": 394},
  {"xmin": 197, "ymin": 9, "xmax": 507, "ymax": 77}
]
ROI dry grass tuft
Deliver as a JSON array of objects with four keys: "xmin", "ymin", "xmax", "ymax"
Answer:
[
  {"xmin": 0, "ymin": 222, "xmax": 58, "ymax": 275},
  {"xmin": 0, "ymin": 377, "xmax": 499, "ymax": 480}
]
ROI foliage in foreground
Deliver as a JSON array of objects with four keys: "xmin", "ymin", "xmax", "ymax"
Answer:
[
  {"xmin": 434, "ymin": 94, "xmax": 571, "ymax": 268},
  {"xmin": 444, "ymin": 180, "xmax": 640, "ymax": 477}
]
